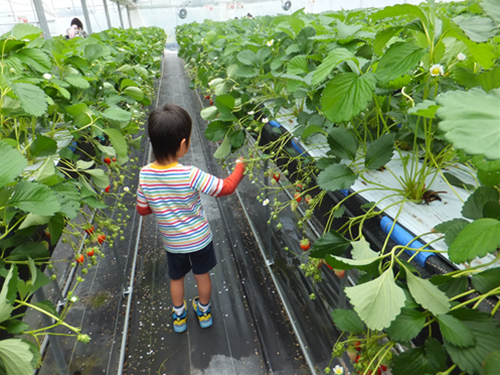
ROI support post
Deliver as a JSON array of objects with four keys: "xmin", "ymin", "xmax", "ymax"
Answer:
[
  {"xmin": 102, "ymin": 0, "xmax": 112, "ymax": 29},
  {"xmin": 117, "ymin": 4, "xmax": 124, "ymax": 29},
  {"xmin": 32, "ymin": 0, "xmax": 51, "ymax": 39},
  {"xmin": 80, "ymin": 0, "xmax": 93, "ymax": 34},
  {"xmin": 34, "ymin": 288, "xmax": 69, "ymax": 375},
  {"xmin": 127, "ymin": 6, "xmax": 133, "ymax": 28}
]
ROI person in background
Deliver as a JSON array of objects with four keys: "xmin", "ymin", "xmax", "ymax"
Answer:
[
  {"xmin": 65, "ymin": 17, "xmax": 88, "ymax": 39},
  {"xmin": 136, "ymin": 103, "xmax": 246, "ymax": 333}
]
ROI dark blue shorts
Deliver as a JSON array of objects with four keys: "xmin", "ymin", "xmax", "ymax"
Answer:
[{"xmin": 166, "ymin": 241, "xmax": 216, "ymax": 280}]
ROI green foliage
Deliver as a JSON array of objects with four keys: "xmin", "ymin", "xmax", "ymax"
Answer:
[
  {"xmin": 0, "ymin": 142, "xmax": 27, "ymax": 188},
  {"xmin": 375, "ymin": 42, "xmax": 426, "ymax": 84},
  {"xmin": 405, "ymin": 268, "xmax": 450, "ymax": 315},
  {"xmin": 436, "ymin": 88, "xmax": 500, "ymax": 160},
  {"xmin": 176, "ymin": 5, "xmax": 500, "ymax": 375},
  {"xmin": 444, "ymin": 309, "xmax": 500, "ymax": 375},
  {"xmin": 448, "ymin": 218, "xmax": 500, "ymax": 263},
  {"xmin": 364, "ymin": 134, "xmax": 395, "ymax": 170},
  {"xmin": 345, "ymin": 269, "xmax": 406, "ymax": 330},
  {"xmin": 331, "ymin": 309, "xmax": 365, "ymax": 333},
  {"xmin": 321, "ymin": 73, "xmax": 377, "ymax": 123},
  {"xmin": 310, "ymin": 230, "xmax": 350, "ymax": 258},
  {"xmin": 0, "ymin": 339, "xmax": 33, "ymax": 375},
  {"xmin": 0, "ymin": 24, "xmax": 167, "ymax": 372},
  {"xmin": 317, "ymin": 164, "xmax": 358, "ymax": 191}
]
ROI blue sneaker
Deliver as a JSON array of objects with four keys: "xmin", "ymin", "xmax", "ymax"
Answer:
[
  {"xmin": 192, "ymin": 297, "xmax": 212, "ymax": 328},
  {"xmin": 172, "ymin": 300, "xmax": 187, "ymax": 333}
]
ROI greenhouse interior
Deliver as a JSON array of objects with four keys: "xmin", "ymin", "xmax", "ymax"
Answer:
[{"xmin": 0, "ymin": 0, "xmax": 499, "ymax": 374}]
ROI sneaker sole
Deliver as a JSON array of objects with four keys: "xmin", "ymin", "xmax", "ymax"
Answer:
[
  {"xmin": 173, "ymin": 323, "xmax": 187, "ymax": 333},
  {"xmin": 193, "ymin": 297, "xmax": 213, "ymax": 328}
]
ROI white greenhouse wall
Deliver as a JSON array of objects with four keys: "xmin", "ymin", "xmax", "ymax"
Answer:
[{"xmin": 0, "ymin": 0, "xmax": 456, "ymax": 42}]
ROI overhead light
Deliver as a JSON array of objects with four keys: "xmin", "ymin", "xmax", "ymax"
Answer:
[
  {"xmin": 282, "ymin": 1, "xmax": 291, "ymax": 11},
  {"xmin": 178, "ymin": 8, "xmax": 187, "ymax": 19}
]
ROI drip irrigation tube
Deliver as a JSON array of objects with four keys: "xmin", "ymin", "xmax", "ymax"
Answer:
[{"xmin": 380, "ymin": 216, "xmax": 436, "ymax": 267}]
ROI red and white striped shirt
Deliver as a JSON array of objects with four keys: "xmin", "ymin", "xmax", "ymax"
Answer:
[{"xmin": 136, "ymin": 162, "xmax": 244, "ymax": 253}]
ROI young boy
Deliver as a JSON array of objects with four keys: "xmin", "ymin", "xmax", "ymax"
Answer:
[{"xmin": 136, "ymin": 103, "xmax": 245, "ymax": 333}]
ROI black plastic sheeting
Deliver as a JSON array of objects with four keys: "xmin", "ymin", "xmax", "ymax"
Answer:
[{"xmin": 124, "ymin": 51, "xmax": 310, "ymax": 375}]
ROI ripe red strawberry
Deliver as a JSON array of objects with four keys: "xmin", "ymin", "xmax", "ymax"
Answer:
[
  {"xmin": 300, "ymin": 239, "xmax": 310, "ymax": 251},
  {"xmin": 105, "ymin": 185, "xmax": 110, "ymax": 193},
  {"xmin": 273, "ymin": 173, "xmax": 280, "ymax": 182},
  {"xmin": 294, "ymin": 192, "xmax": 302, "ymax": 202},
  {"xmin": 380, "ymin": 365, "xmax": 387, "ymax": 372},
  {"xmin": 97, "ymin": 234, "xmax": 106, "ymax": 244},
  {"xmin": 210, "ymin": 101, "xmax": 214, "ymax": 105},
  {"xmin": 205, "ymin": 95, "xmax": 210, "ymax": 99},
  {"xmin": 85, "ymin": 225, "xmax": 95, "ymax": 236},
  {"xmin": 103, "ymin": 157, "xmax": 111, "ymax": 165},
  {"xmin": 335, "ymin": 269, "xmax": 345, "ymax": 278},
  {"xmin": 304, "ymin": 194, "xmax": 312, "ymax": 205},
  {"xmin": 76, "ymin": 254, "xmax": 84, "ymax": 263},
  {"xmin": 87, "ymin": 248, "xmax": 95, "ymax": 256},
  {"xmin": 355, "ymin": 355, "xmax": 361, "ymax": 363},
  {"xmin": 375, "ymin": 367, "xmax": 382, "ymax": 375},
  {"xmin": 347, "ymin": 348, "xmax": 358, "ymax": 362},
  {"xmin": 112, "ymin": 157, "xmax": 117, "ymax": 162},
  {"xmin": 295, "ymin": 182, "xmax": 303, "ymax": 191},
  {"xmin": 354, "ymin": 341, "xmax": 361, "ymax": 351}
]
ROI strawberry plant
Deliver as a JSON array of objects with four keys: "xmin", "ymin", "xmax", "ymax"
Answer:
[
  {"xmin": 0, "ymin": 24, "xmax": 166, "ymax": 374},
  {"xmin": 177, "ymin": 1, "xmax": 500, "ymax": 374}
]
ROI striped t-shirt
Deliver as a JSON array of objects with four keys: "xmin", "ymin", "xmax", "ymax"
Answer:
[{"xmin": 137, "ymin": 162, "xmax": 243, "ymax": 253}]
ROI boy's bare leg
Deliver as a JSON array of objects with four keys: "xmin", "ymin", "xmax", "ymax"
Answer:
[
  {"xmin": 170, "ymin": 276, "xmax": 185, "ymax": 307},
  {"xmin": 193, "ymin": 273, "xmax": 211, "ymax": 305}
]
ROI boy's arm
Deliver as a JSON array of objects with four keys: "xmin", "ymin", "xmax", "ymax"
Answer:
[
  {"xmin": 190, "ymin": 159, "xmax": 245, "ymax": 197},
  {"xmin": 136, "ymin": 185, "xmax": 153, "ymax": 216},
  {"xmin": 217, "ymin": 162, "xmax": 245, "ymax": 197}
]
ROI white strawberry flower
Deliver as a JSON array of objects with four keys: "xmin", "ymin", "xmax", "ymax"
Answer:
[
  {"xmin": 333, "ymin": 365, "xmax": 344, "ymax": 375},
  {"xmin": 124, "ymin": 187, "xmax": 130, "ymax": 192},
  {"xmin": 119, "ymin": 48, "xmax": 125, "ymax": 52},
  {"xmin": 429, "ymin": 64, "xmax": 444, "ymax": 77},
  {"xmin": 43, "ymin": 73, "xmax": 52, "ymax": 79},
  {"xmin": 262, "ymin": 118, "xmax": 269, "ymax": 123},
  {"xmin": 248, "ymin": 111, "xmax": 255, "ymax": 115},
  {"xmin": 457, "ymin": 52, "xmax": 466, "ymax": 61},
  {"xmin": 266, "ymin": 39, "xmax": 274, "ymax": 47},
  {"xmin": 262, "ymin": 199, "xmax": 270, "ymax": 206},
  {"xmin": 70, "ymin": 296, "xmax": 78, "ymax": 303}
]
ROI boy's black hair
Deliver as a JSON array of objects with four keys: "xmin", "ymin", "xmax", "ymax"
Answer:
[
  {"xmin": 148, "ymin": 103, "xmax": 192, "ymax": 162},
  {"xmin": 71, "ymin": 18, "xmax": 84, "ymax": 29}
]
